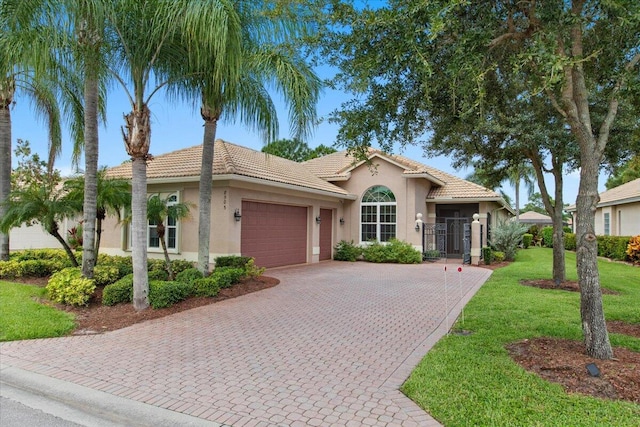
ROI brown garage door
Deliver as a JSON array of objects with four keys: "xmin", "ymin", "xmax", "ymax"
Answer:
[{"xmin": 241, "ymin": 201, "xmax": 308, "ymax": 268}]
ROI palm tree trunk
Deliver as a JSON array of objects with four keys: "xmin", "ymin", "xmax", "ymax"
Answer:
[
  {"xmin": 158, "ymin": 230, "xmax": 174, "ymax": 280},
  {"xmin": 0, "ymin": 77, "xmax": 15, "ymax": 261},
  {"xmin": 514, "ymin": 180, "xmax": 520, "ymax": 221},
  {"xmin": 95, "ymin": 212, "xmax": 104, "ymax": 264},
  {"xmin": 197, "ymin": 106, "xmax": 220, "ymax": 276},
  {"xmin": 131, "ymin": 158, "xmax": 149, "ymax": 310},
  {"xmin": 48, "ymin": 221, "xmax": 79, "ymax": 267},
  {"xmin": 81, "ymin": 74, "xmax": 99, "ymax": 278}
]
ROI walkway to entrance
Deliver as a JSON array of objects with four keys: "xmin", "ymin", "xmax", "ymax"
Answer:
[{"xmin": 1, "ymin": 261, "xmax": 492, "ymax": 426}]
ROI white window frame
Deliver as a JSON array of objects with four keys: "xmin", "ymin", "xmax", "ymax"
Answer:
[
  {"xmin": 604, "ymin": 212, "xmax": 610, "ymax": 236},
  {"xmin": 127, "ymin": 192, "xmax": 181, "ymax": 253},
  {"xmin": 360, "ymin": 186, "xmax": 397, "ymax": 243}
]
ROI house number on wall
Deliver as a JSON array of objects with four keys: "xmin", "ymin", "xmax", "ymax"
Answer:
[{"xmin": 223, "ymin": 190, "xmax": 227, "ymax": 210}]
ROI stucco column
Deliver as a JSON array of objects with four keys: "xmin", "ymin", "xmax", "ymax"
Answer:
[{"xmin": 471, "ymin": 213, "xmax": 481, "ymax": 265}]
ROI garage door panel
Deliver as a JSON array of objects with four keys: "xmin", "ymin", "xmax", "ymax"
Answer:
[{"xmin": 241, "ymin": 201, "xmax": 307, "ymax": 268}]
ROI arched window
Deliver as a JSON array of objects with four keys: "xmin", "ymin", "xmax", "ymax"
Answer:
[{"xmin": 361, "ymin": 186, "xmax": 396, "ymax": 242}]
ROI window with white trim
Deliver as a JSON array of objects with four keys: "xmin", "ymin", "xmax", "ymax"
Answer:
[
  {"xmin": 604, "ymin": 212, "xmax": 610, "ymax": 236},
  {"xmin": 361, "ymin": 186, "xmax": 396, "ymax": 242},
  {"xmin": 127, "ymin": 193, "xmax": 180, "ymax": 251}
]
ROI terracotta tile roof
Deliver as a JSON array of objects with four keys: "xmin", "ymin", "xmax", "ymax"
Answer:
[
  {"xmin": 566, "ymin": 178, "xmax": 640, "ymax": 211},
  {"xmin": 106, "ymin": 140, "xmax": 350, "ymax": 197},
  {"xmin": 519, "ymin": 211, "xmax": 552, "ymax": 222},
  {"xmin": 303, "ymin": 148, "xmax": 504, "ymax": 201}
]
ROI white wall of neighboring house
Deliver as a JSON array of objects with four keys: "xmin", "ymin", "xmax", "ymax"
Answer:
[{"xmin": 9, "ymin": 218, "xmax": 78, "ymax": 250}]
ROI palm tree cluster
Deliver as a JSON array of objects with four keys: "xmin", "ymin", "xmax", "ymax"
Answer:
[{"xmin": 0, "ymin": 0, "xmax": 321, "ymax": 310}]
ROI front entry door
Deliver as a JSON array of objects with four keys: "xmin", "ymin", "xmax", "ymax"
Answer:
[{"xmin": 319, "ymin": 209, "xmax": 333, "ymax": 261}]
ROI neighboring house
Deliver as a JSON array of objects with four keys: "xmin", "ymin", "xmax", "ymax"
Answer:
[
  {"xmin": 9, "ymin": 219, "xmax": 79, "ymax": 251},
  {"xmin": 518, "ymin": 211, "xmax": 553, "ymax": 228},
  {"xmin": 101, "ymin": 140, "xmax": 512, "ymax": 268},
  {"xmin": 566, "ymin": 178, "xmax": 640, "ymax": 236}
]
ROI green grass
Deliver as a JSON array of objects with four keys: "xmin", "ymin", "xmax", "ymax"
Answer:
[
  {"xmin": 402, "ymin": 247, "xmax": 640, "ymax": 426},
  {"xmin": 0, "ymin": 281, "xmax": 76, "ymax": 341}
]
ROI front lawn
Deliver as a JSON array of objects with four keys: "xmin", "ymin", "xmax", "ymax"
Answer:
[
  {"xmin": 402, "ymin": 247, "xmax": 640, "ymax": 426},
  {"xmin": 0, "ymin": 280, "xmax": 76, "ymax": 341}
]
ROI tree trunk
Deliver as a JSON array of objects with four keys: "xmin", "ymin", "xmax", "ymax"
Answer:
[
  {"xmin": 82, "ymin": 74, "xmax": 99, "ymax": 278},
  {"xmin": 48, "ymin": 221, "xmax": 79, "ymax": 267},
  {"xmin": 0, "ymin": 77, "xmax": 15, "ymax": 261},
  {"xmin": 131, "ymin": 158, "xmax": 149, "ymax": 310},
  {"xmin": 197, "ymin": 106, "xmax": 220, "ymax": 276},
  {"xmin": 514, "ymin": 180, "xmax": 520, "ymax": 221},
  {"xmin": 157, "ymin": 222, "xmax": 174, "ymax": 280},
  {"xmin": 95, "ymin": 210, "xmax": 104, "ymax": 265},
  {"xmin": 551, "ymin": 168, "xmax": 566, "ymax": 284},
  {"xmin": 575, "ymin": 156, "xmax": 612, "ymax": 359}
]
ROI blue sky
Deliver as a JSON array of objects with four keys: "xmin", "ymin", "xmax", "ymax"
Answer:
[{"xmin": 9, "ymin": 68, "xmax": 596, "ymax": 210}]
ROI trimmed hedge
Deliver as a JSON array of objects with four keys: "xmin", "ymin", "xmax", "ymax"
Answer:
[
  {"xmin": 175, "ymin": 268, "xmax": 204, "ymax": 285},
  {"xmin": 596, "ymin": 235, "xmax": 631, "ymax": 261},
  {"xmin": 362, "ymin": 239, "xmax": 422, "ymax": 264},
  {"xmin": 522, "ymin": 234, "xmax": 533, "ymax": 249},
  {"xmin": 334, "ymin": 240, "xmax": 362, "ymax": 262},
  {"xmin": 212, "ymin": 267, "xmax": 245, "ymax": 288},
  {"xmin": 541, "ymin": 226, "xmax": 554, "ymax": 248},
  {"xmin": 46, "ymin": 267, "xmax": 95, "ymax": 306},
  {"xmin": 214, "ymin": 255, "xmax": 252, "ymax": 269},
  {"xmin": 482, "ymin": 247, "xmax": 493, "ymax": 265},
  {"xmin": 193, "ymin": 277, "xmax": 221, "ymax": 297},
  {"xmin": 148, "ymin": 280, "xmax": 194, "ymax": 309},
  {"xmin": 564, "ymin": 233, "xmax": 577, "ymax": 251},
  {"xmin": 102, "ymin": 274, "xmax": 134, "ymax": 306}
]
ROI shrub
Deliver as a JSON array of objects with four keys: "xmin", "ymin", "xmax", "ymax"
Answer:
[
  {"xmin": 243, "ymin": 259, "xmax": 265, "ymax": 278},
  {"xmin": 333, "ymin": 240, "xmax": 362, "ymax": 262},
  {"xmin": 170, "ymin": 259, "xmax": 194, "ymax": 275},
  {"xmin": 148, "ymin": 280, "xmax": 194, "ymax": 309},
  {"xmin": 493, "ymin": 251, "xmax": 506, "ymax": 262},
  {"xmin": 482, "ymin": 247, "xmax": 493, "ymax": 265},
  {"xmin": 541, "ymin": 226, "xmax": 554, "ymax": 248},
  {"xmin": 46, "ymin": 267, "xmax": 96, "ymax": 306},
  {"xmin": 175, "ymin": 268, "xmax": 204, "ymax": 285},
  {"xmin": 564, "ymin": 233, "xmax": 576, "ymax": 251},
  {"xmin": 423, "ymin": 249, "xmax": 441, "ymax": 261},
  {"xmin": 193, "ymin": 277, "xmax": 221, "ymax": 297},
  {"xmin": 0, "ymin": 260, "xmax": 23, "ymax": 279},
  {"xmin": 362, "ymin": 239, "xmax": 421, "ymax": 264},
  {"xmin": 98, "ymin": 255, "xmax": 133, "ymax": 277},
  {"xmin": 102, "ymin": 274, "xmax": 133, "ymax": 306},
  {"xmin": 147, "ymin": 258, "xmax": 167, "ymax": 272},
  {"xmin": 626, "ymin": 235, "xmax": 640, "ymax": 264},
  {"xmin": 490, "ymin": 221, "xmax": 529, "ymax": 261},
  {"xmin": 212, "ymin": 267, "xmax": 245, "ymax": 288},
  {"xmin": 522, "ymin": 234, "xmax": 533, "ymax": 249},
  {"xmin": 597, "ymin": 235, "xmax": 631, "ymax": 261},
  {"xmin": 563, "ymin": 226, "xmax": 572, "ymax": 233},
  {"xmin": 214, "ymin": 255, "xmax": 252, "ymax": 269},
  {"xmin": 527, "ymin": 225, "xmax": 539, "ymax": 239},
  {"xmin": 148, "ymin": 269, "xmax": 169, "ymax": 281},
  {"xmin": 92, "ymin": 264, "xmax": 121, "ymax": 287}
]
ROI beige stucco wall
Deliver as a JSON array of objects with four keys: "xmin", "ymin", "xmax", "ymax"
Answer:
[
  {"xmin": 330, "ymin": 157, "xmax": 431, "ymax": 249},
  {"xmin": 594, "ymin": 203, "xmax": 640, "ymax": 236},
  {"xmin": 100, "ymin": 179, "xmax": 344, "ymax": 267},
  {"xmin": 9, "ymin": 218, "xmax": 79, "ymax": 250}
]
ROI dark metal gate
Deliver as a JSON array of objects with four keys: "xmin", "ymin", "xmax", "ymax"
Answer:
[{"xmin": 422, "ymin": 218, "xmax": 472, "ymax": 263}]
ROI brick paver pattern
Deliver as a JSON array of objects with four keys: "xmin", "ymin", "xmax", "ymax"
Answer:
[{"xmin": 1, "ymin": 262, "xmax": 492, "ymax": 426}]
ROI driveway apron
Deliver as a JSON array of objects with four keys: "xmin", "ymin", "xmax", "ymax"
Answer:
[{"xmin": 0, "ymin": 262, "xmax": 492, "ymax": 427}]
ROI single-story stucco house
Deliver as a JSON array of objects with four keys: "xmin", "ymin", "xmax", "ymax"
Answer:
[
  {"xmin": 566, "ymin": 178, "xmax": 640, "ymax": 236},
  {"xmin": 517, "ymin": 211, "xmax": 553, "ymax": 227},
  {"xmin": 98, "ymin": 140, "xmax": 512, "ymax": 268}
]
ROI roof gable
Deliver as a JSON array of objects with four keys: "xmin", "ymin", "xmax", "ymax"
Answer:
[{"xmin": 566, "ymin": 178, "xmax": 640, "ymax": 210}]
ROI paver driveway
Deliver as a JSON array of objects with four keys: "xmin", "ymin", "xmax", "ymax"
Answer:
[{"xmin": 1, "ymin": 261, "xmax": 492, "ymax": 426}]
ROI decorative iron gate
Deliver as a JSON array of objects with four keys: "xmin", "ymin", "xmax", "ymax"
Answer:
[{"xmin": 422, "ymin": 218, "xmax": 472, "ymax": 263}]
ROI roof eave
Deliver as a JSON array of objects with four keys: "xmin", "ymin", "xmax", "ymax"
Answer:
[
  {"xmin": 427, "ymin": 196, "xmax": 515, "ymax": 215},
  {"xmin": 402, "ymin": 173, "xmax": 446, "ymax": 187},
  {"xmin": 214, "ymin": 174, "xmax": 358, "ymax": 200}
]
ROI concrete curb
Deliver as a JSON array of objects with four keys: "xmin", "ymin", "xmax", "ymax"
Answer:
[{"xmin": 0, "ymin": 364, "xmax": 221, "ymax": 427}]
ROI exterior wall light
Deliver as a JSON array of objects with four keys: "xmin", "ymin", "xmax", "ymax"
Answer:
[
  {"xmin": 339, "ymin": 217, "xmax": 345, "ymax": 225},
  {"xmin": 234, "ymin": 209, "xmax": 242, "ymax": 222},
  {"xmin": 415, "ymin": 212, "xmax": 423, "ymax": 232},
  {"xmin": 315, "ymin": 215, "xmax": 322, "ymax": 224}
]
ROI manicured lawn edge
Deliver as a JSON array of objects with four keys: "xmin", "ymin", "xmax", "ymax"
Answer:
[{"xmin": 402, "ymin": 248, "xmax": 640, "ymax": 426}]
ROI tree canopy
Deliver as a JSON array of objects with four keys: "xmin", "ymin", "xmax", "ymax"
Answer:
[{"xmin": 261, "ymin": 138, "xmax": 336, "ymax": 162}]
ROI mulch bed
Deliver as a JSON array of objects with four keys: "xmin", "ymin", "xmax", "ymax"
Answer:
[{"xmin": 520, "ymin": 279, "xmax": 619, "ymax": 294}]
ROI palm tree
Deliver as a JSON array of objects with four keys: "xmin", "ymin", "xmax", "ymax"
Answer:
[
  {"xmin": 507, "ymin": 163, "xmax": 536, "ymax": 221},
  {"xmin": 0, "ymin": 0, "xmax": 64, "ymax": 260},
  {"xmin": 0, "ymin": 142, "xmax": 81, "ymax": 266},
  {"xmin": 171, "ymin": 1, "xmax": 321, "ymax": 275},
  {"xmin": 63, "ymin": 167, "xmax": 131, "ymax": 262},
  {"xmin": 146, "ymin": 194, "xmax": 192, "ymax": 281}
]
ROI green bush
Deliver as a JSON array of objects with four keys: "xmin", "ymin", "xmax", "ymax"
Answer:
[
  {"xmin": 333, "ymin": 240, "xmax": 362, "ymax": 262},
  {"xmin": 46, "ymin": 267, "xmax": 96, "ymax": 306},
  {"xmin": 597, "ymin": 235, "xmax": 631, "ymax": 261},
  {"xmin": 193, "ymin": 277, "xmax": 221, "ymax": 297},
  {"xmin": 243, "ymin": 259, "xmax": 265, "ymax": 278},
  {"xmin": 147, "ymin": 258, "xmax": 167, "ymax": 272},
  {"xmin": 92, "ymin": 264, "xmax": 121, "ymax": 287},
  {"xmin": 214, "ymin": 255, "xmax": 252, "ymax": 269},
  {"xmin": 98, "ymin": 254, "xmax": 133, "ymax": 277},
  {"xmin": 564, "ymin": 233, "xmax": 576, "ymax": 251},
  {"xmin": 526, "ymin": 225, "xmax": 539, "ymax": 239},
  {"xmin": 212, "ymin": 267, "xmax": 245, "ymax": 288},
  {"xmin": 102, "ymin": 274, "xmax": 133, "ymax": 306},
  {"xmin": 148, "ymin": 280, "xmax": 194, "ymax": 309},
  {"xmin": 0, "ymin": 260, "xmax": 23, "ymax": 279},
  {"xmin": 490, "ymin": 221, "xmax": 529, "ymax": 261},
  {"xmin": 493, "ymin": 251, "xmax": 506, "ymax": 262},
  {"xmin": 563, "ymin": 226, "xmax": 572, "ymax": 233},
  {"xmin": 170, "ymin": 259, "xmax": 194, "ymax": 275},
  {"xmin": 148, "ymin": 269, "xmax": 169, "ymax": 281},
  {"xmin": 11, "ymin": 248, "xmax": 72, "ymax": 265},
  {"xmin": 175, "ymin": 268, "xmax": 204, "ymax": 285},
  {"xmin": 362, "ymin": 239, "xmax": 422, "ymax": 264},
  {"xmin": 541, "ymin": 226, "xmax": 554, "ymax": 248},
  {"xmin": 482, "ymin": 247, "xmax": 493, "ymax": 265},
  {"xmin": 522, "ymin": 234, "xmax": 533, "ymax": 249},
  {"xmin": 423, "ymin": 249, "xmax": 441, "ymax": 261}
]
